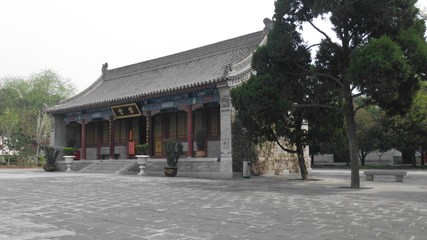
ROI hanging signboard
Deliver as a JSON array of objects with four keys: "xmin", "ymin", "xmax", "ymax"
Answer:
[{"xmin": 111, "ymin": 103, "xmax": 142, "ymax": 119}]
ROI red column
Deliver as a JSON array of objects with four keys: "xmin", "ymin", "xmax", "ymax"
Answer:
[
  {"xmin": 80, "ymin": 119, "xmax": 86, "ymax": 160},
  {"xmin": 110, "ymin": 118, "xmax": 115, "ymax": 159},
  {"xmin": 187, "ymin": 105, "xmax": 193, "ymax": 157}
]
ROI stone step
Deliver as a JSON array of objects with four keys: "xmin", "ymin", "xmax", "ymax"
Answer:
[
  {"xmin": 88, "ymin": 166, "xmax": 123, "ymax": 170},
  {"xmin": 81, "ymin": 160, "xmax": 136, "ymax": 174}
]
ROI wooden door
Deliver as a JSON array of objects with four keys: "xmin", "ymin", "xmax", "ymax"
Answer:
[{"xmin": 153, "ymin": 115, "xmax": 163, "ymax": 156}]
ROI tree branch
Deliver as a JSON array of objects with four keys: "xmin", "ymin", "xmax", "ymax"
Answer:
[
  {"xmin": 305, "ymin": 13, "xmax": 335, "ymax": 46},
  {"xmin": 307, "ymin": 43, "xmax": 321, "ymax": 51},
  {"xmin": 294, "ymin": 103, "xmax": 342, "ymax": 112},
  {"xmin": 352, "ymin": 91, "xmax": 366, "ymax": 98},
  {"xmin": 269, "ymin": 127, "xmax": 297, "ymax": 154},
  {"xmin": 292, "ymin": 60, "xmax": 344, "ymax": 87},
  {"xmin": 275, "ymin": 138, "xmax": 297, "ymax": 154},
  {"xmin": 355, "ymin": 104, "xmax": 365, "ymax": 112}
]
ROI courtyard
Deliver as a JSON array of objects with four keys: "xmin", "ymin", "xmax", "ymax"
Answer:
[{"xmin": 0, "ymin": 169, "xmax": 425, "ymax": 240}]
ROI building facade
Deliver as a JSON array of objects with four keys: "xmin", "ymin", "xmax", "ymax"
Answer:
[{"xmin": 48, "ymin": 29, "xmax": 270, "ymax": 178}]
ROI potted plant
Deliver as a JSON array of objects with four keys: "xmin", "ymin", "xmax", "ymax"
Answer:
[
  {"xmin": 63, "ymin": 147, "xmax": 76, "ymax": 155},
  {"xmin": 164, "ymin": 139, "xmax": 183, "ymax": 177},
  {"xmin": 195, "ymin": 128, "xmax": 207, "ymax": 157},
  {"xmin": 135, "ymin": 144, "xmax": 149, "ymax": 176},
  {"xmin": 62, "ymin": 147, "xmax": 75, "ymax": 171},
  {"xmin": 43, "ymin": 146, "xmax": 58, "ymax": 172},
  {"xmin": 63, "ymin": 147, "xmax": 80, "ymax": 160},
  {"xmin": 135, "ymin": 144, "xmax": 148, "ymax": 155}
]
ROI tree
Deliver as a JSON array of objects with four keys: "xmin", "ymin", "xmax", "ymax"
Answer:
[
  {"xmin": 389, "ymin": 81, "xmax": 427, "ymax": 166},
  {"xmin": 0, "ymin": 108, "xmax": 19, "ymax": 165},
  {"xmin": 260, "ymin": 0, "xmax": 427, "ymax": 188},
  {"xmin": 355, "ymin": 102, "xmax": 393, "ymax": 165},
  {"xmin": 231, "ymin": 11, "xmax": 313, "ymax": 179},
  {"xmin": 231, "ymin": 118, "xmax": 257, "ymax": 172},
  {"xmin": 308, "ymin": 107, "xmax": 346, "ymax": 165},
  {"xmin": 231, "ymin": 12, "xmax": 345, "ymax": 179},
  {"xmin": 232, "ymin": 74, "xmax": 311, "ymax": 179},
  {"xmin": 410, "ymin": 82, "xmax": 427, "ymax": 166},
  {"xmin": 0, "ymin": 69, "xmax": 76, "ymax": 163}
]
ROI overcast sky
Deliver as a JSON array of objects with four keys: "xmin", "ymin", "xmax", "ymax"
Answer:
[
  {"xmin": 0, "ymin": 0, "xmax": 275, "ymax": 92},
  {"xmin": 1, "ymin": 0, "xmax": 426, "ymax": 93}
]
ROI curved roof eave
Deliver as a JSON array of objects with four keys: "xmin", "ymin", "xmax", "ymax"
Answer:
[{"xmin": 48, "ymin": 77, "xmax": 229, "ymax": 114}]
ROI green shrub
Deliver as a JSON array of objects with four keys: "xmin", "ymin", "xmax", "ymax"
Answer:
[
  {"xmin": 45, "ymin": 147, "xmax": 58, "ymax": 165},
  {"xmin": 164, "ymin": 139, "xmax": 183, "ymax": 167},
  {"xmin": 5, "ymin": 155, "xmax": 18, "ymax": 165},
  {"xmin": 37, "ymin": 155, "xmax": 45, "ymax": 167},
  {"xmin": 43, "ymin": 146, "xmax": 58, "ymax": 172},
  {"xmin": 195, "ymin": 128, "xmax": 207, "ymax": 150},
  {"xmin": 135, "ymin": 144, "xmax": 148, "ymax": 155},
  {"xmin": 63, "ymin": 147, "xmax": 77, "ymax": 155}
]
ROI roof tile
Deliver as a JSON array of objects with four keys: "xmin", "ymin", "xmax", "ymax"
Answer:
[{"xmin": 49, "ymin": 31, "xmax": 266, "ymax": 113}]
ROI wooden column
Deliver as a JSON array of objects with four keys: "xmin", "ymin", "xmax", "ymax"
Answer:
[
  {"xmin": 187, "ymin": 105, "xmax": 193, "ymax": 157},
  {"xmin": 80, "ymin": 119, "xmax": 86, "ymax": 160},
  {"xmin": 110, "ymin": 118, "xmax": 115, "ymax": 159}
]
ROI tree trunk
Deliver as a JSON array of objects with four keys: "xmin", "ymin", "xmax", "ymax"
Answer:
[
  {"xmin": 359, "ymin": 150, "xmax": 367, "ymax": 166},
  {"xmin": 344, "ymin": 89, "xmax": 360, "ymax": 189},
  {"xmin": 402, "ymin": 148, "xmax": 416, "ymax": 166},
  {"xmin": 310, "ymin": 153, "xmax": 314, "ymax": 167},
  {"xmin": 421, "ymin": 146, "xmax": 425, "ymax": 166},
  {"xmin": 297, "ymin": 144, "xmax": 308, "ymax": 180},
  {"xmin": 412, "ymin": 149, "xmax": 416, "ymax": 167}
]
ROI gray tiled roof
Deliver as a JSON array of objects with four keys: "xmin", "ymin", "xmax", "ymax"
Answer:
[{"xmin": 48, "ymin": 31, "xmax": 266, "ymax": 114}]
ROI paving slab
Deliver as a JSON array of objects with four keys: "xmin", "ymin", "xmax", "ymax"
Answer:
[{"xmin": 0, "ymin": 168, "xmax": 426, "ymax": 240}]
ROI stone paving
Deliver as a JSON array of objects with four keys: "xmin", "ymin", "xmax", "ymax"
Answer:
[{"xmin": 0, "ymin": 168, "xmax": 426, "ymax": 240}]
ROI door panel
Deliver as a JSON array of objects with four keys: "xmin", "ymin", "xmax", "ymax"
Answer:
[{"xmin": 153, "ymin": 115, "xmax": 163, "ymax": 156}]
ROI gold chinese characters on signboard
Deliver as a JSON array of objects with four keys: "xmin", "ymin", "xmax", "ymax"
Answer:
[{"xmin": 111, "ymin": 103, "xmax": 142, "ymax": 119}]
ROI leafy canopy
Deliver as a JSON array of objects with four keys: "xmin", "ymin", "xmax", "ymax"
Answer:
[{"xmin": 0, "ymin": 69, "xmax": 76, "ymax": 158}]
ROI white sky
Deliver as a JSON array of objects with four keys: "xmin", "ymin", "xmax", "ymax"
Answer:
[
  {"xmin": 0, "ymin": 0, "xmax": 426, "ymax": 93},
  {"xmin": 0, "ymin": 0, "xmax": 275, "ymax": 92}
]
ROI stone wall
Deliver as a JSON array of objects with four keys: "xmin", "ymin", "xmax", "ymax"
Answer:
[
  {"xmin": 115, "ymin": 146, "xmax": 127, "ymax": 159},
  {"xmin": 143, "ymin": 158, "xmax": 222, "ymax": 178},
  {"xmin": 181, "ymin": 140, "xmax": 220, "ymax": 158},
  {"xmin": 207, "ymin": 140, "xmax": 220, "ymax": 158},
  {"xmin": 252, "ymin": 141, "xmax": 311, "ymax": 176},
  {"xmin": 65, "ymin": 123, "xmax": 80, "ymax": 148},
  {"xmin": 231, "ymin": 118, "xmax": 311, "ymax": 176},
  {"xmin": 86, "ymin": 148, "xmax": 97, "ymax": 160},
  {"xmin": 51, "ymin": 115, "xmax": 67, "ymax": 148},
  {"xmin": 54, "ymin": 157, "xmax": 230, "ymax": 179}
]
